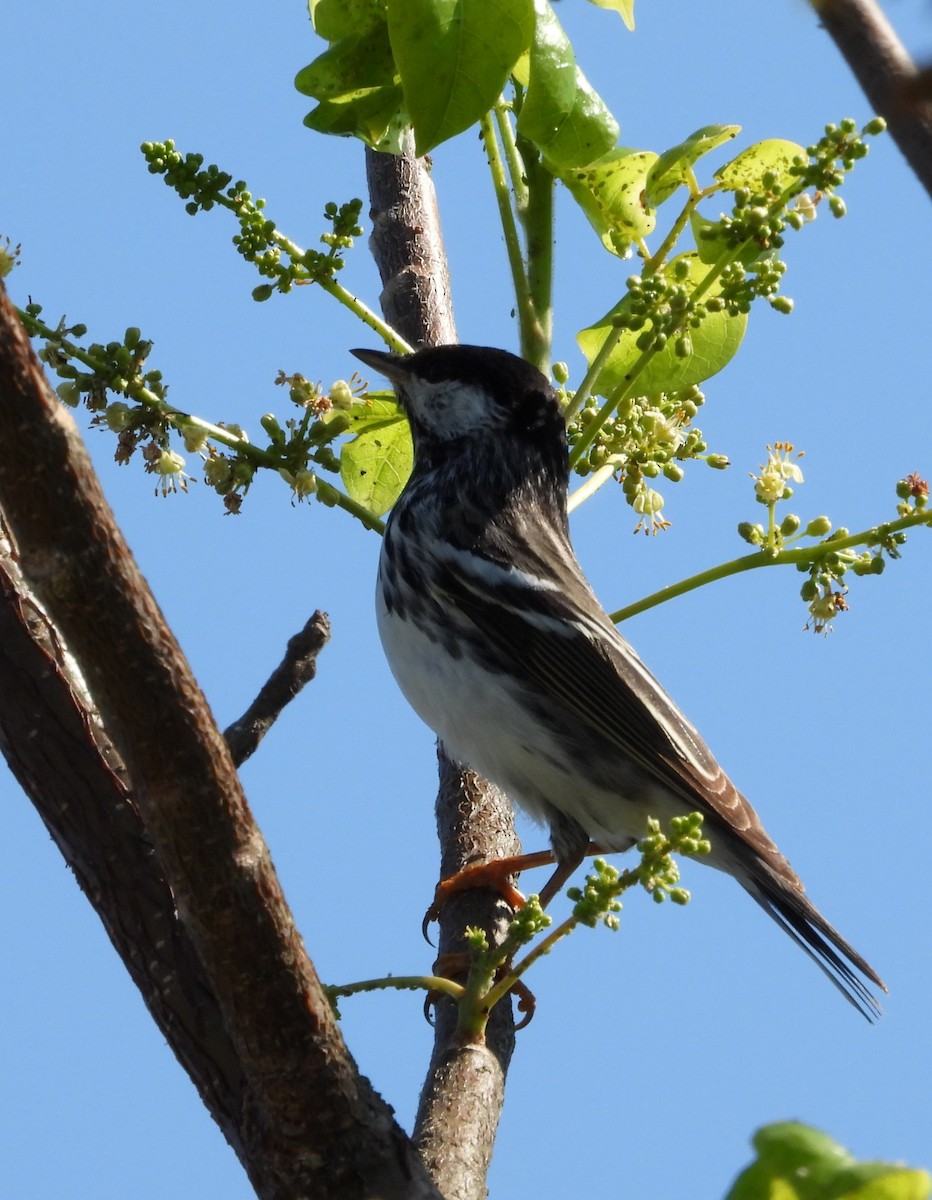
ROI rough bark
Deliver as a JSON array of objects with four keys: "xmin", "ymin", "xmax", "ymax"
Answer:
[
  {"xmin": 366, "ymin": 132, "xmax": 520, "ymax": 1200},
  {"xmin": 813, "ymin": 0, "xmax": 932, "ymax": 201},
  {"xmin": 0, "ymin": 279, "xmax": 442, "ymax": 1200}
]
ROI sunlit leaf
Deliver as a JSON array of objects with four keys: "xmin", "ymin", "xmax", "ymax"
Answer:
[
  {"xmin": 387, "ymin": 0, "xmax": 534, "ymax": 155},
  {"xmin": 588, "ymin": 0, "xmax": 635, "ymax": 30},
  {"xmin": 715, "ymin": 139, "xmax": 807, "ymax": 193},
  {"xmin": 295, "ymin": 27, "xmax": 396, "ymax": 100},
  {"xmin": 725, "ymin": 1123, "xmax": 931, "ymax": 1200},
  {"xmin": 578, "ymin": 251, "xmax": 747, "ymax": 394},
  {"xmin": 310, "ymin": 0, "xmax": 386, "ymax": 41},
  {"xmin": 562, "ymin": 148, "xmax": 657, "ymax": 256},
  {"xmin": 340, "ymin": 411, "xmax": 412, "ymax": 516},
  {"xmin": 302, "ymin": 86, "xmax": 408, "ymax": 153},
  {"xmin": 645, "ymin": 124, "xmax": 740, "ymax": 206},
  {"xmin": 296, "ymin": 23, "xmax": 407, "ymax": 151},
  {"xmin": 517, "ymin": 0, "xmax": 619, "ymax": 169}
]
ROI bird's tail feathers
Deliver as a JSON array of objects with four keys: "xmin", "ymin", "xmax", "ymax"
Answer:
[{"xmin": 743, "ymin": 869, "xmax": 886, "ymax": 1022}]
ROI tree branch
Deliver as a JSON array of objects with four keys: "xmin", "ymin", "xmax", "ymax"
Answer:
[
  {"xmin": 813, "ymin": 0, "xmax": 932, "ymax": 200},
  {"xmin": 365, "ymin": 132, "xmax": 521, "ymax": 1200},
  {"xmin": 0, "ymin": 280, "xmax": 441, "ymax": 1200},
  {"xmin": 224, "ymin": 610, "xmax": 331, "ymax": 767}
]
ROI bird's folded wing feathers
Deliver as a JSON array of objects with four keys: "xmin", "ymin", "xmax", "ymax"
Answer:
[{"xmin": 432, "ymin": 539, "xmax": 789, "ymax": 870}]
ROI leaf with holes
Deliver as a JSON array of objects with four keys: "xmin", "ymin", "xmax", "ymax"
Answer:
[{"xmin": 340, "ymin": 414, "xmax": 412, "ymax": 516}]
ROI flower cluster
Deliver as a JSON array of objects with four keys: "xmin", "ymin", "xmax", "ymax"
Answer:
[
  {"xmin": 141, "ymin": 140, "xmax": 363, "ymax": 299},
  {"xmin": 568, "ymin": 384, "xmax": 729, "ymax": 531}
]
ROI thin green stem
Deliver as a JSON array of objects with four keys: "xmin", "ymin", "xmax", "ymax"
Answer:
[
  {"xmin": 480, "ymin": 110, "xmax": 533, "ymax": 336},
  {"xmin": 482, "ymin": 913, "xmax": 581, "ymax": 1013},
  {"xmin": 641, "ymin": 189, "xmax": 712, "ymax": 277},
  {"xmin": 609, "ymin": 510, "xmax": 931, "ymax": 624},
  {"xmin": 313, "ymin": 276, "xmax": 411, "ymax": 354},
  {"xmin": 494, "ymin": 100, "xmax": 529, "ymax": 215},
  {"xmin": 326, "ymin": 975, "xmax": 465, "ymax": 1002},
  {"xmin": 567, "ymin": 347, "xmax": 653, "ymax": 470},
  {"xmin": 567, "ymin": 462, "xmax": 617, "ymax": 513},
  {"xmin": 314, "ymin": 480, "xmax": 384, "ymax": 534},
  {"xmin": 17, "ymin": 307, "xmax": 386, "ymax": 534},
  {"xmin": 566, "ymin": 179, "xmax": 806, "ymax": 471},
  {"xmin": 562, "ymin": 325, "xmax": 624, "ymax": 422},
  {"xmin": 520, "ymin": 137, "xmax": 555, "ymax": 372}
]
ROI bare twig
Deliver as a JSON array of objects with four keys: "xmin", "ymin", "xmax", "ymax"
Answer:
[
  {"xmin": 813, "ymin": 0, "xmax": 932, "ymax": 200},
  {"xmin": 224, "ymin": 610, "xmax": 331, "ymax": 767}
]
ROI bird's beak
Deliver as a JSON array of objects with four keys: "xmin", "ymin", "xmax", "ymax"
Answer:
[{"xmin": 350, "ymin": 348, "xmax": 414, "ymax": 385}]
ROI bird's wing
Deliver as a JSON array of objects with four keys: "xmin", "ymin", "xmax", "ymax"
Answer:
[
  {"xmin": 431, "ymin": 532, "xmax": 791, "ymax": 874},
  {"xmin": 431, "ymin": 530, "xmax": 885, "ymax": 1019}
]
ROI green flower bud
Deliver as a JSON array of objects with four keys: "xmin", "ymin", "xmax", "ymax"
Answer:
[
  {"xmin": 780, "ymin": 513, "xmax": 801, "ymax": 536},
  {"xmin": 552, "ymin": 361, "xmax": 569, "ymax": 385},
  {"xmin": 805, "ymin": 515, "xmax": 832, "ymax": 537},
  {"xmin": 124, "ymin": 327, "xmax": 141, "ymax": 349},
  {"xmin": 105, "ymin": 402, "xmax": 134, "ymax": 432},
  {"xmin": 662, "ymin": 462, "xmax": 685, "ymax": 483},
  {"xmin": 706, "ymin": 454, "xmax": 729, "ymax": 470},
  {"xmin": 737, "ymin": 521, "xmax": 763, "ymax": 545},
  {"xmin": 252, "ymin": 283, "xmax": 274, "ymax": 302},
  {"xmin": 800, "ymin": 578, "xmax": 818, "ymax": 601},
  {"xmin": 320, "ymin": 410, "xmax": 352, "ymax": 436},
  {"xmin": 769, "ymin": 295, "xmax": 794, "ymax": 315},
  {"xmin": 675, "ymin": 335, "xmax": 692, "ymax": 359}
]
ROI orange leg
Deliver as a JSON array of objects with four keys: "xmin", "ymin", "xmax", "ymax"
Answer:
[{"xmin": 424, "ymin": 842, "xmax": 607, "ymax": 934}]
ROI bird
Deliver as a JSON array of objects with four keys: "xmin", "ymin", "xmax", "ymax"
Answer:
[{"xmin": 351, "ymin": 342, "xmax": 885, "ymax": 1019}]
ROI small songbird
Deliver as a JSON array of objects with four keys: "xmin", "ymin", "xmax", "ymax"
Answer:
[{"xmin": 351, "ymin": 343, "xmax": 885, "ymax": 1019}]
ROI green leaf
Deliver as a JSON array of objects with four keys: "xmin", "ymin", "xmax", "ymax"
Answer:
[
  {"xmin": 340, "ymin": 413, "xmax": 412, "ymax": 516},
  {"xmin": 725, "ymin": 1124, "xmax": 932, "ymax": 1200},
  {"xmin": 302, "ymin": 87, "xmax": 408, "ymax": 153},
  {"xmin": 689, "ymin": 209, "xmax": 774, "ymax": 267},
  {"xmin": 387, "ymin": 0, "xmax": 534, "ymax": 155},
  {"xmin": 587, "ymin": 0, "xmax": 635, "ymax": 30},
  {"xmin": 562, "ymin": 148, "xmax": 657, "ymax": 256},
  {"xmin": 295, "ymin": 27, "xmax": 396, "ymax": 100},
  {"xmin": 577, "ymin": 251, "xmax": 747, "ymax": 394},
  {"xmin": 345, "ymin": 394, "xmax": 406, "ymax": 429},
  {"xmin": 310, "ymin": 0, "xmax": 387, "ymax": 41},
  {"xmin": 715, "ymin": 138, "xmax": 807, "ymax": 193},
  {"xmin": 516, "ymin": 0, "xmax": 619, "ymax": 169},
  {"xmin": 645, "ymin": 124, "xmax": 741, "ymax": 206},
  {"xmin": 296, "ymin": 23, "xmax": 408, "ymax": 151}
]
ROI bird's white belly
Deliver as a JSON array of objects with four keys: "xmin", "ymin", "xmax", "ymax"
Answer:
[{"xmin": 377, "ymin": 596, "xmax": 687, "ymax": 849}]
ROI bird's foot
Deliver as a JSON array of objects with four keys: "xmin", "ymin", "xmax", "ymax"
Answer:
[{"xmin": 422, "ymin": 849, "xmax": 560, "ymax": 940}]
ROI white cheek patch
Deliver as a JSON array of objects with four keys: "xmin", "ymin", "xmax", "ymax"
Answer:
[{"xmin": 404, "ymin": 378, "xmax": 493, "ymax": 440}]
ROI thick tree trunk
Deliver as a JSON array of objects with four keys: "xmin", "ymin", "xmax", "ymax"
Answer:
[{"xmin": 0, "ymin": 279, "xmax": 442, "ymax": 1200}]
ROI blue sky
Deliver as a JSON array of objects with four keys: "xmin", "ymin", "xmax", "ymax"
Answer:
[{"xmin": 3, "ymin": 2, "xmax": 931, "ymax": 1196}]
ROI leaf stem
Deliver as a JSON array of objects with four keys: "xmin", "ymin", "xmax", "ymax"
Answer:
[
  {"xmin": 480, "ymin": 110, "xmax": 534, "ymax": 341},
  {"xmin": 567, "ymin": 462, "xmax": 617, "ymax": 512},
  {"xmin": 609, "ymin": 510, "xmax": 932, "ymax": 623},
  {"xmin": 519, "ymin": 136, "xmax": 555, "ymax": 373}
]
